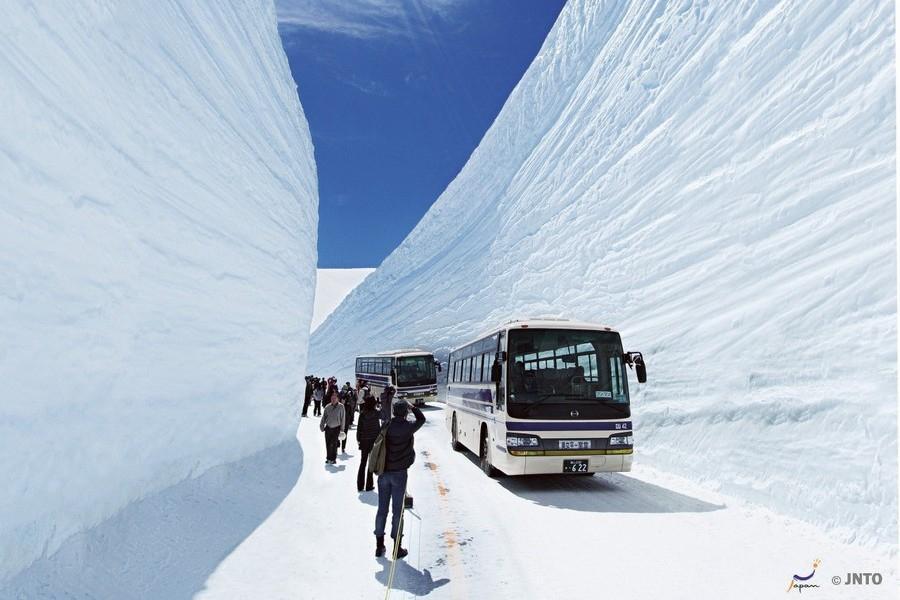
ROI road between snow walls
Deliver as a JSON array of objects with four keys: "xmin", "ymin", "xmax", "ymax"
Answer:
[{"xmin": 309, "ymin": 0, "xmax": 898, "ymax": 556}]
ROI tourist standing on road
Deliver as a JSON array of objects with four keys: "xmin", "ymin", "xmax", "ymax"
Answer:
[
  {"xmin": 340, "ymin": 391, "xmax": 353, "ymax": 453},
  {"xmin": 356, "ymin": 396, "xmax": 380, "ymax": 492},
  {"xmin": 312, "ymin": 380, "xmax": 325, "ymax": 417},
  {"xmin": 320, "ymin": 390, "xmax": 345, "ymax": 465},
  {"xmin": 374, "ymin": 399, "xmax": 425, "ymax": 558},
  {"xmin": 302, "ymin": 375, "xmax": 314, "ymax": 417},
  {"xmin": 345, "ymin": 383, "xmax": 358, "ymax": 429},
  {"xmin": 378, "ymin": 386, "xmax": 396, "ymax": 425}
]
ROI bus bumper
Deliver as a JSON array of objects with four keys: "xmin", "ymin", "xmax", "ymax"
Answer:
[
  {"xmin": 398, "ymin": 391, "xmax": 438, "ymax": 406},
  {"xmin": 517, "ymin": 453, "xmax": 632, "ymax": 475}
]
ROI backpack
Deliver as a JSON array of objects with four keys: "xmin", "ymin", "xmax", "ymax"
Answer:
[{"xmin": 368, "ymin": 422, "xmax": 392, "ymax": 476}]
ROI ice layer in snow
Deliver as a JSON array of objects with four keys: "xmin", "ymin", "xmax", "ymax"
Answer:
[
  {"xmin": 309, "ymin": 0, "xmax": 896, "ymax": 550},
  {"xmin": 0, "ymin": 0, "xmax": 317, "ymax": 582}
]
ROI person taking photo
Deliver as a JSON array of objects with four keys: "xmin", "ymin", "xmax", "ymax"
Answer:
[{"xmin": 374, "ymin": 399, "xmax": 425, "ymax": 558}]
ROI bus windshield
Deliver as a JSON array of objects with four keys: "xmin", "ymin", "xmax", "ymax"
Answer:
[
  {"xmin": 507, "ymin": 328, "xmax": 630, "ymax": 419},
  {"xmin": 396, "ymin": 355, "xmax": 436, "ymax": 386}
]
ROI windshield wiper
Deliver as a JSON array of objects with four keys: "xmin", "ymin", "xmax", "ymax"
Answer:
[
  {"xmin": 597, "ymin": 400, "xmax": 629, "ymax": 414},
  {"xmin": 521, "ymin": 394, "xmax": 630, "ymax": 416}
]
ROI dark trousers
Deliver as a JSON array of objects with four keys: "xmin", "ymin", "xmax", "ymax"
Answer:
[
  {"xmin": 374, "ymin": 470, "xmax": 407, "ymax": 539},
  {"xmin": 302, "ymin": 397, "xmax": 311, "ymax": 416},
  {"xmin": 324, "ymin": 426, "xmax": 340, "ymax": 462},
  {"xmin": 357, "ymin": 441, "xmax": 374, "ymax": 491},
  {"xmin": 341, "ymin": 422, "xmax": 350, "ymax": 452},
  {"xmin": 313, "ymin": 401, "xmax": 322, "ymax": 416}
]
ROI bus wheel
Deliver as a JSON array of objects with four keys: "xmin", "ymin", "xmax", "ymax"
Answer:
[
  {"xmin": 451, "ymin": 414, "xmax": 463, "ymax": 452},
  {"xmin": 480, "ymin": 428, "xmax": 499, "ymax": 478}
]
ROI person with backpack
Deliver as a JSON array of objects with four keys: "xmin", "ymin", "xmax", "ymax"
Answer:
[
  {"xmin": 320, "ymin": 389, "xmax": 345, "ymax": 465},
  {"xmin": 355, "ymin": 395, "xmax": 380, "ymax": 492},
  {"xmin": 372, "ymin": 399, "xmax": 425, "ymax": 558}
]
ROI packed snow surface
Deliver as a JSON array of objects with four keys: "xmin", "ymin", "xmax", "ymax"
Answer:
[
  {"xmin": 311, "ymin": 268, "xmax": 375, "ymax": 332},
  {"xmin": 196, "ymin": 409, "xmax": 896, "ymax": 599},
  {"xmin": 0, "ymin": 0, "xmax": 317, "ymax": 583},
  {"xmin": 310, "ymin": 0, "xmax": 897, "ymax": 551}
]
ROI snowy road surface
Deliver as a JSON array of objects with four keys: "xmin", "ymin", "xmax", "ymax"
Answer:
[{"xmin": 198, "ymin": 406, "xmax": 896, "ymax": 600}]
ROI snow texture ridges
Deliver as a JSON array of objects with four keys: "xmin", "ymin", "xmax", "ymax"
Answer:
[
  {"xmin": 309, "ymin": 0, "xmax": 896, "ymax": 550},
  {"xmin": 0, "ymin": 0, "xmax": 317, "ymax": 582}
]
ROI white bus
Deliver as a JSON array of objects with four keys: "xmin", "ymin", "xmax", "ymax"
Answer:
[
  {"xmin": 355, "ymin": 349, "xmax": 441, "ymax": 406},
  {"xmin": 445, "ymin": 318, "xmax": 647, "ymax": 476}
]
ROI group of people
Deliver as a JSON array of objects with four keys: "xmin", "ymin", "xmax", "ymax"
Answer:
[
  {"xmin": 303, "ymin": 376, "xmax": 358, "ymax": 462},
  {"xmin": 302, "ymin": 374, "xmax": 426, "ymax": 559}
]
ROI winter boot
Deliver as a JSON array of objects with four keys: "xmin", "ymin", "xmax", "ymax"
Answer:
[
  {"xmin": 375, "ymin": 535, "xmax": 386, "ymax": 557},
  {"xmin": 393, "ymin": 535, "xmax": 408, "ymax": 559}
]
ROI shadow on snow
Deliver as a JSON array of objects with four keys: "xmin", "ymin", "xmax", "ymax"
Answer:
[
  {"xmin": 375, "ymin": 557, "xmax": 450, "ymax": 596},
  {"xmin": 2, "ymin": 439, "xmax": 302, "ymax": 599},
  {"xmin": 498, "ymin": 471, "xmax": 725, "ymax": 514},
  {"xmin": 454, "ymin": 448, "xmax": 722, "ymax": 513}
]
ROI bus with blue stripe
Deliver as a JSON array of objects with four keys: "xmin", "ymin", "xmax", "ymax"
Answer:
[
  {"xmin": 446, "ymin": 318, "xmax": 647, "ymax": 476},
  {"xmin": 355, "ymin": 349, "xmax": 441, "ymax": 406}
]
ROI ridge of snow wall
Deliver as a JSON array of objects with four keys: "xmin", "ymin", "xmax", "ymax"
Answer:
[
  {"xmin": 309, "ymin": 0, "xmax": 897, "ymax": 550},
  {"xmin": 0, "ymin": 0, "xmax": 318, "ymax": 581}
]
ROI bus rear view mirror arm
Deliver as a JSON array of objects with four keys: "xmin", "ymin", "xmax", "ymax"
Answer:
[{"xmin": 624, "ymin": 351, "xmax": 647, "ymax": 383}]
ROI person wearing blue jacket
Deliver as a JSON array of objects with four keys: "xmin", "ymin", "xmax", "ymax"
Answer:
[{"xmin": 374, "ymin": 400, "xmax": 425, "ymax": 558}]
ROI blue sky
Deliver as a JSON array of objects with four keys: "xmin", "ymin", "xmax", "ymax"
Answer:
[{"xmin": 277, "ymin": 0, "xmax": 566, "ymax": 268}]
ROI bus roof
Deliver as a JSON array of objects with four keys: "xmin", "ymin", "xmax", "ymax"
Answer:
[
  {"xmin": 360, "ymin": 349, "xmax": 434, "ymax": 358},
  {"xmin": 451, "ymin": 318, "xmax": 620, "ymax": 353}
]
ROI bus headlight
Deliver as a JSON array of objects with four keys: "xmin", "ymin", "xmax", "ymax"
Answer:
[
  {"xmin": 506, "ymin": 434, "xmax": 541, "ymax": 448},
  {"xmin": 608, "ymin": 434, "xmax": 633, "ymax": 446}
]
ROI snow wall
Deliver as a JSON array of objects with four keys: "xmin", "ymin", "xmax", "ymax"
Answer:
[
  {"xmin": 0, "ymin": 0, "xmax": 317, "ymax": 582},
  {"xmin": 310, "ymin": 0, "xmax": 896, "ymax": 550}
]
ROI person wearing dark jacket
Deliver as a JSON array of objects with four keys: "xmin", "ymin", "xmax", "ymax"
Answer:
[
  {"xmin": 374, "ymin": 400, "xmax": 425, "ymax": 558},
  {"xmin": 356, "ymin": 396, "xmax": 381, "ymax": 492},
  {"xmin": 340, "ymin": 391, "xmax": 353, "ymax": 453},
  {"xmin": 345, "ymin": 385, "xmax": 358, "ymax": 428},
  {"xmin": 302, "ymin": 376, "xmax": 314, "ymax": 417},
  {"xmin": 378, "ymin": 386, "xmax": 396, "ymax": 426}
]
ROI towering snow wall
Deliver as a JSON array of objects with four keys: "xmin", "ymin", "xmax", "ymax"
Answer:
[
  {"xmin": 310, "ymin": 0, "xmax": 896, "ymax": 549},
  {"xmin": 0, "ymin": 0, "xmax": 317, "ymax": 582}
]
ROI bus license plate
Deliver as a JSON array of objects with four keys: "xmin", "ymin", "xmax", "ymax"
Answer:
[
  {"xmin": 563, "ymin": 459, "xmax": 589, "ymax": 473},
  {"xmin": 559, "ymin": 440, "xmax": 590, "ymax": 450}
]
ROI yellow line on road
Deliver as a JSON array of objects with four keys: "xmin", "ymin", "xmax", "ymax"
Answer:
[{"xmin": 421, "ymin": 451, "xmax": 468, "ymax": 600}]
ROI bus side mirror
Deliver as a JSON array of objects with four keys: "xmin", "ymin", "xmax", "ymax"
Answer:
[
  {"xmin": 625, "ymin": 351, "xmax": 647, "ymax": 383},
  {"xmin": 491, "ymin": 362, "xmax": 501, "ymax": 383},
  {"xmin": 636, "ymin": 361, "xmax": 646, "ymax": 383}
]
